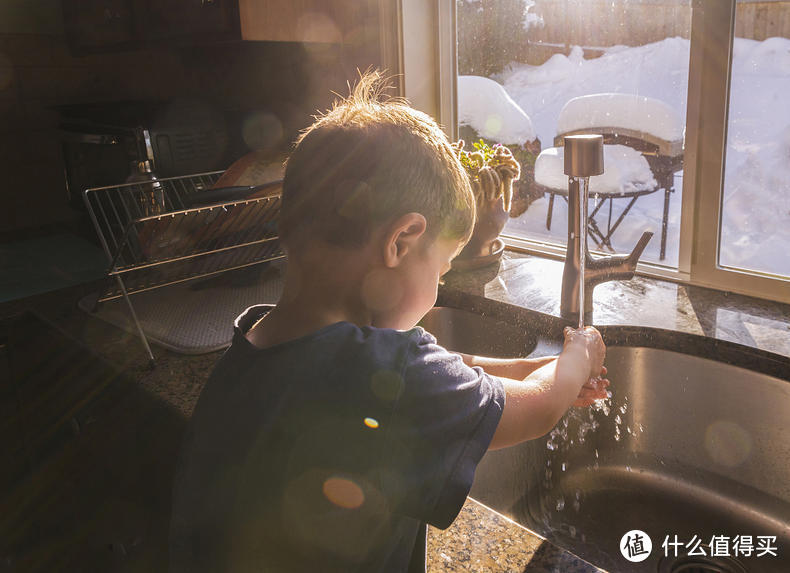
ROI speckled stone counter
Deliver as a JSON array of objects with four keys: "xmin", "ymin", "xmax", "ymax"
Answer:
[
  {"xmin": 441, "ymin": 250, "xmax": 790, "ymax": 358},
  {"xmin": 4, "ymin": 249, "xmax": 789, "ymax": 572},
  {"xmin": 427, "ymin": 498, "xmax": 601, "ymax": 572}
]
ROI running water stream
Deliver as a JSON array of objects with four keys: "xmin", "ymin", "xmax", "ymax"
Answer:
[
  {"xmin": 578, "ymin": 176, "xmax": 589, "ymax": 329},
  {"xmin": 542, "ymin": 136, "xmax": 642, "ymax": 535}
]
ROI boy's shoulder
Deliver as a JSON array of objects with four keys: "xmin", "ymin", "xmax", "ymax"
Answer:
[{"xmin": 232, "ymin": 304, "xmax": 436, "ymax": 350}]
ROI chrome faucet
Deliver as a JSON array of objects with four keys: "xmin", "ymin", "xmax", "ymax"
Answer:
[{"xmin": 560, "ymin": 135, "xmax": 653, "ymax": 323}]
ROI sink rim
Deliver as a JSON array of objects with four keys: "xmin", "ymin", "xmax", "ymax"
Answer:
[{"xmin": 432, "ymin": 294, "xmax": 790, "ymax": 381}]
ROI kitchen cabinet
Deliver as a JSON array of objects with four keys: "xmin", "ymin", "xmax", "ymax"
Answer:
[
  {"xmin": 238, "ymin": 0, "xmax": 377, "ymax": 44},
  {"xmin": 63, "ymin": 0, "xmax": 377, "ymax": 54},
  {"xmin": 142, "ymin": 0, "xmax": 241, "ymax": 45},
  {"xmin": 62, "ymin": 0, "xmax": 143, "ymax": 54}
]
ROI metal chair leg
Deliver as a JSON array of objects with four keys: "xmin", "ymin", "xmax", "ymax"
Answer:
[
  {"xmin": 600, "ymin": 196, "xmax": 640, "ymax": 248},
  {"xmin": 588, "ymin": 197, "xmax": 614, "ymax": 250},
  {"xmin": 586, "ymin": 218, "xmax": 607, "ymax": 250},
  {"xmin": 546, "ymin": 193, "xmax": 556, "ymax": 230}
]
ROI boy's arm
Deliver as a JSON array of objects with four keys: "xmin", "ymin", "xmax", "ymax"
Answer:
[
  {"xmin": 487, "ymin": 327, "xmax": 607, "ymax": 451},
  {"xmin": 454, "ymin": 353, "xmax": 556, "ymax": 381}
]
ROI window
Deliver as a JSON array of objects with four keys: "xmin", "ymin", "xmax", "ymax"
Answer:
[
  {"xmin": 396, "ymin": 0, "xmax": 790, "ymax": 302},
  {"xmin": 718, "ymin": 0, "xmax": 790, "ymax": 280},
  {"xmin": 456, "ymin": 0, "xmax": 692, "ymax": 269}
]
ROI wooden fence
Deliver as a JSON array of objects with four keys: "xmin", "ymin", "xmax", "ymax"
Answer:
[
  {"xmin": 518, "ymin": 0, "xmax": 790, "ymax": 64},
  {"xmin": 736, "ymin": 1, "xmax": 790, "ymax": 39}
]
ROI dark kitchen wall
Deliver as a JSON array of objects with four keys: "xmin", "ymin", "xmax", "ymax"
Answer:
[{"xmin": 0, "ymin": 0, "xmax": 380, "ymax": 237}]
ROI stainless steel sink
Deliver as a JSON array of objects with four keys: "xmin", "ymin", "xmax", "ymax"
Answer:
[
  {"xmin": 421, "ymin": 306, "xmax": 790, "ymax": 573},
  {"xmin": 418, "ymin": 306, "xmax": 538, "ymax": 358}
]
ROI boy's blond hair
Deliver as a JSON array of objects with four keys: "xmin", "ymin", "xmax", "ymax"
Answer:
[{"xmin": 279, "ymin": 71, "xmax": 475, "ymax": 250}]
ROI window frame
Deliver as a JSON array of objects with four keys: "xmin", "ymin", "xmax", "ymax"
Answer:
[{"xmin": 394, "ymin": 0, "xmax": 789, "ymax": 304}]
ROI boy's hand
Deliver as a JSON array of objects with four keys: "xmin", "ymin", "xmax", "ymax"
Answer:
[
  {"xmin": 572, "ymin": 366, "xmax": 610, "ymax": 407},
  {"xmin": 563, "ymin": 326, "xmax": 606, "ymax": 379}
]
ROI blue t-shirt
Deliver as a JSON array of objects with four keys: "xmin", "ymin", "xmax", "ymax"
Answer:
[{"xmin": 170, "ymin": 304, "xmax": 505, "ymax": 573}]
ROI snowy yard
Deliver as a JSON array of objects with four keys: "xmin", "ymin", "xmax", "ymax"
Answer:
[{"xmin": 460, "ymin": 36, "xmax": 790, "ymax": 275}]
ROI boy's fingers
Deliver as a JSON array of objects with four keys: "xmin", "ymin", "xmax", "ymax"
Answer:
[
  {"xmin": 582, "ymin": 377, "xmax": 610, "ymax": 389},
  {"xmin": 576, "ymin": 387, "xmax": 607, "ymax": 400}
]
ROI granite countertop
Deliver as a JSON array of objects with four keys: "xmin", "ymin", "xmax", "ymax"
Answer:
[
  {"xmin": 427, "ymin": 498, "xmax": 601, "ymax": 572},
  {"xmin": 4, "ymin": 248, "xmax": 789, "ymax": 572},
  {"xmin": 441, "ymin": 250, "xmax": 790, "ymax": 358}
]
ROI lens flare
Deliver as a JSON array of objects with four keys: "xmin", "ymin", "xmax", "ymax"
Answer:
[
  {"xmin": 297, "ymin": 13, "xmax": 341, "ymax": 43},
  {"xmin": 241, "ymin": 111, "xmax": 283, "ymax": 151},
  {"xmin": 484, "ymin": 114, "xmax": 503, "ymax": 136},
  {"xmin": 322, "ymin": 476, "xmax": 365, "ymax": 509},
  {"xmin": 363, "ymin": 417, "xmax": 379, "ymax": 429},
  {"xmin": 704, "ymin": 420, "xmax": 753, "ymax": 468}
]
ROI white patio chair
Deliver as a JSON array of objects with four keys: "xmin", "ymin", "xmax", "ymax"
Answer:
[{"xmin": 536, "ymin": 93, "xmax": 684, "ymax": 260}]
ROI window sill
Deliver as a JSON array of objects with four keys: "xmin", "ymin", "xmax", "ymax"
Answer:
[{"xmin": 440, "ymin": 249, "xmax": 790, "ymax": 359}]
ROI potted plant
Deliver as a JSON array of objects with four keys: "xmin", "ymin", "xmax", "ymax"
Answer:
[{"xmin": 451, "ymin": 139, "xmax": 521, "ymax": 270}]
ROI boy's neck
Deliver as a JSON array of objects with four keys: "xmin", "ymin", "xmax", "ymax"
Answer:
[{"xmin": 247, "ymin": 243, "xmax": 378, "ymax": 347}]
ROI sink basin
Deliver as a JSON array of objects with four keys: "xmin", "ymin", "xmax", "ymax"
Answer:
[
  {"xmin": 418, "ymin": 306, "xmax": 537, "ymax": 358},
  {"xmin": 422, "ymin": 305, "xmax": 790, "ymax": 573}
]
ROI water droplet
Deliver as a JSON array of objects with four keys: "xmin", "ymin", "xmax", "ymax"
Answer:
[
  {"xmin": 639, "ymin": 423, "xmax": 645, "ymax": 433},
  {"xmin": 625, "ymin": 465, "xmax": 632, "ymax": 472},
  {"xmin": 561, "ymin": 462, "xmax": 567, "ymax": 471},
  {"xmin": 627, "ymin": 426, "xmax": 633, "ymax": 434},
  {"xmin": 556, "ymin": 497, "xmax": 565, "ymax": 511},
  {"xmin": 570, "ymin": 525, "xmax": 577, "ymax": 537},
  {"xmin": 594, "ymin": 449, "xmax": 599, "ymax": 458},
  {"xmin": 615, "ymin": 414, "xmax": 622, "ymax": 425},
  {"xmin": 575, "ymin": 490, "xmax": 581, "ymax": 500}
]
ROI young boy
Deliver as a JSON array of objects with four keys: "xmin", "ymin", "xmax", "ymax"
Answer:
[{"xmin": 169, "ymin": 72, "xmax": 608, "ymax": 573}]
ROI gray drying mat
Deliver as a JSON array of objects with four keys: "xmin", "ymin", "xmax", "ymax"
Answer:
[{"xmin": 78, "ymin": 263, "xmax": 284, "ymax": 354}]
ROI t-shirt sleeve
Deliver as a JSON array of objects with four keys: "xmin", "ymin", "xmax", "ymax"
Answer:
[{"xmin": 381, "ymin": 328, "xmax": 506, "ymax": 529}]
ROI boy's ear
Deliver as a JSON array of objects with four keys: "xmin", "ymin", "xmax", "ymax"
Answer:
[{"xmin": 382, "ymin": 212, "xmax": 427, "ymax": 268}]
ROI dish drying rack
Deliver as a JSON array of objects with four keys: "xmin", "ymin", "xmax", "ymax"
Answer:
[{"xmin": 83, "ymin": 170, "xmax": 286, "ymax": 364}]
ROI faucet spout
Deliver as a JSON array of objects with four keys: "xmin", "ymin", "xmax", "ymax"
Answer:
[
  {"xmin": 560, "ymin": 175, "xmax": 653, "ymax": 322},
  {"xmin": 586, "ymin": 230, "xmax": 653, "ymax": 283}
]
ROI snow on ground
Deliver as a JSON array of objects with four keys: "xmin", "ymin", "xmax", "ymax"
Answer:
[
  {"xmin": 458, "ymin": 75, "xmax": 535, "ymax": 143},
  {"xmin": 464, "ymin": 37, "xmax": 790, "ymax": 275},
  {"xmin": 719, "ymin": 38, "xmax": 790, "ymax": 275}
]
